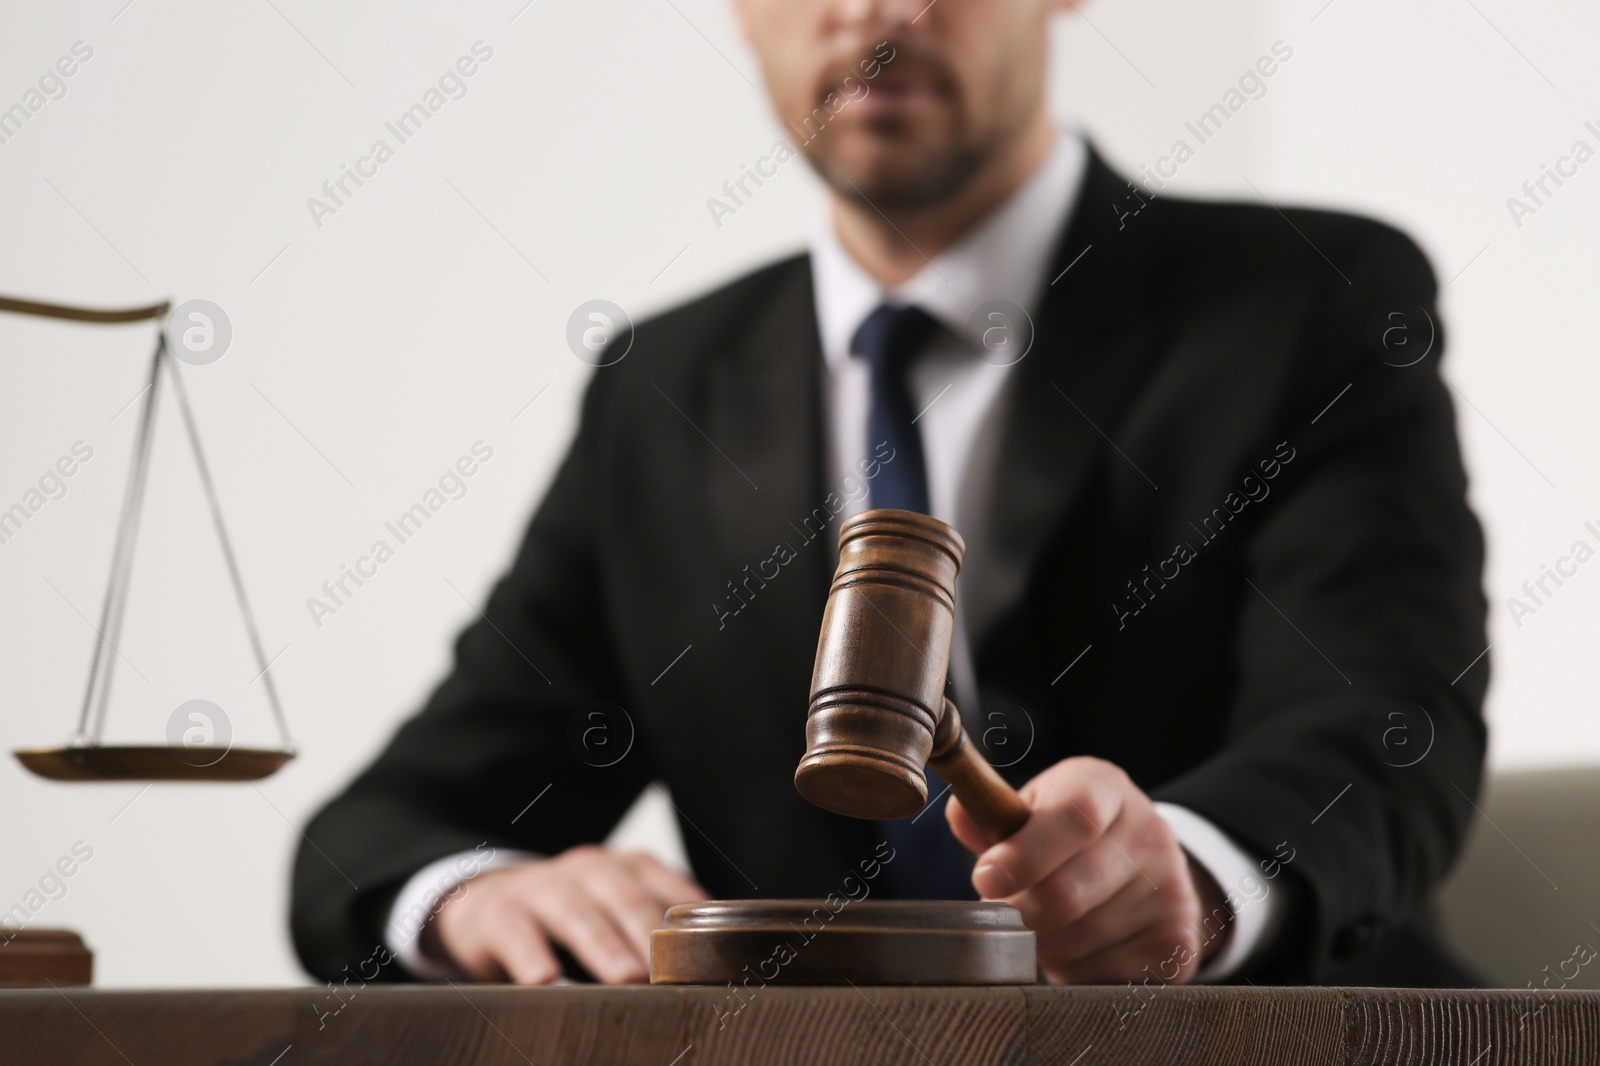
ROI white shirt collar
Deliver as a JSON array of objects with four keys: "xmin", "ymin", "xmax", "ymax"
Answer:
[{"xmin": 811, "ymin": 128, "xmax": 1089, "ymax": 371}]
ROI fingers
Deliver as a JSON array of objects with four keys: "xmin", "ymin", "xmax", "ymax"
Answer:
[
  {"xmin": 585, "ymin": 865, "xmax": 676, "ymax": 963},
  {"xmin": 433, "ymin": 869, "xmax": 519, "ymax": 983},
  {"xmin": 944, "ymin": 795, "xmax": 989, "ymax": 856},
  {"xmin": 972, "ymin": 758, "xmax": 1128, "ymax": 899},
  {"xmin": 518, "ymin": 849, "xmax": 706, "ymax": 984},
  {"xmin": 1035, "ymin": 875, "xmax": 1166, "ymax": 967},
  {"xmin": 624, "ymin": 851, "xmax": 708, "ymax": 906},
  {"xmin": 605, "ymin": 852, "xmax": 708, "ymax": 965},
  {"xmin": 991, "ymin": 810, "xmax": 1182, "ymax": 974},
  {"xmin": 961, "ymin": 756, "xmax": 1218, "ymax": 987},
  {"xmin": 1004, "ymin": 832, "xmax": 1138, "ymax": 930},
  {"xmin": 438, "ymin": 883, "xmax": 563, "ymax": 985},
  {"xmin": 490, "ymin": 907, "xmax": 564, "ymax": 985},
  {"xmin": 445, "ymin": 924, "xmax": 510, "ymax": 984},
  {"xmin": 432, "ymin": 848, "xmax": 709, "ymax": 987},
  {"xmin": 527, "ymin": 882, "xmax": 650, "ymax": 985}
]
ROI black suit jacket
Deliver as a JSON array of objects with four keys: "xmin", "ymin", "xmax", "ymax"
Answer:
[{"xmin": 291, "ymin": 144, "xmax": 1489, "ymax": 986}]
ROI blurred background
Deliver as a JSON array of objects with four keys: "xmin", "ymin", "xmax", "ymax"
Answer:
[{"xmin": 1, "ymin": 0, "xmax": 1595, "ymax": 987}]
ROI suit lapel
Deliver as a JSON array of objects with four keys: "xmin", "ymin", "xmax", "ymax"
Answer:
[
  {"xmin": 978, "ymin": 144, "xmax": 1170, "ymax": 650},
  {"xmin": 699, "ymin": 259, "xmax": 877, "ymax": 886},
  {"xmin": 703, "ymin": 259, "xmax": 834, "ymax": 631}
]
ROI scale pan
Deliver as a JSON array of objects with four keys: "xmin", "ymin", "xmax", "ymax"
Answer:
[{"xmin": 13, "ymin": 745, "xmax": 294, "ymax": 782}]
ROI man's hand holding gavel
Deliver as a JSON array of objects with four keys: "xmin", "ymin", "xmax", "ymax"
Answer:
[
  {"xmin": 947, "ymin": 755, "xmax": 1231, "ymax": 986},
  {"xmin": 797, "ymin": 511, "xmax": 1233, "ymax": 988}
]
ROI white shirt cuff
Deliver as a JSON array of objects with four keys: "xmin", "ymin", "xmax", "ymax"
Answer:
[
  {"xmin": 384, "ymin": 845, "xmax": 538, "ymax": 979},
  {"xmin": 1153, "ymin": 802, "xmax": 1281, "ymax": 980}
]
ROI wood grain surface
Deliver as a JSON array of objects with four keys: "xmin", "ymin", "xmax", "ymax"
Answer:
[{"xmin": 4, "ymin": 985, "xmax": 1597, "ymax": 1065}]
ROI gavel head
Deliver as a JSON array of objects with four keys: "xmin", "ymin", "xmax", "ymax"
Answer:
[{"xmin": 794, "ymin": 509, "xmax": 965, "ymax": 821}]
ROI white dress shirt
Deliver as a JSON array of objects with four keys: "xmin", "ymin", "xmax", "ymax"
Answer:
[{"xmin": 389, "ymin": 127, "xmax": 1281, "ymax": 981}]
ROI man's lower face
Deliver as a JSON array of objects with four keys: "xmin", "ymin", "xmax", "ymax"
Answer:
[{"xmin": 808, "ymin": 115, "xmax": 976, "ymax": 207}]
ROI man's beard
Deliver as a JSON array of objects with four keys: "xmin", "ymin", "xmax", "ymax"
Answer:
[
  {"xmin": 807, "ymin": 127, "xmax": 992, "ymax": 213},
  {"xmin": 800, "ymin": 41, "xmax": 991, "ymax": 212}
]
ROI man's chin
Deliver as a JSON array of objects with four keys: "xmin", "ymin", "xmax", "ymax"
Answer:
[{"xmin": 816, "ymin": 152, "xmax": 980, "ymax": 212}]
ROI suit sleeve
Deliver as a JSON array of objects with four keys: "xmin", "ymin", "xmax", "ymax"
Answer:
[
  {"xmin": 289, "ymin": 353, "xmax": 653, "ymax": 982},
  {"xmin": 1151, "ymin": 225, "xmax": 1490, "ymax": 982}
]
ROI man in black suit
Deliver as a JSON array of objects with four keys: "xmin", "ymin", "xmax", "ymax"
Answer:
[{"xmin": 292, "ymin": 0, "xmax": 1487, "ymax": 988}]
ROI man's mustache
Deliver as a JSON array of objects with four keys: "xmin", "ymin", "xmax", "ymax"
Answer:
[{"xmin": 812, "ymin": 40, "xmax": 954, "ymax": 108}]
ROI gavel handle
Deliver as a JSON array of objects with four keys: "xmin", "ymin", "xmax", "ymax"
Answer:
[{"xmin": 928, "ymin": 698, "xmax": 1031, "ymax": 846}]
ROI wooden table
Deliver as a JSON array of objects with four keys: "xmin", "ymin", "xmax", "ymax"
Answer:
[{"xmin": 4, "ymin": 984, "xmax": 1597, "ymax": 1065}]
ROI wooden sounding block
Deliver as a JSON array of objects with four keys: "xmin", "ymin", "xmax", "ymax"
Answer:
[
  {"xmin": 0, "ymin": 930, "xmax": 92, "ymax": 987},
  {"xmin": 652, "ymin": 510, "xmax": 1037, "ymax": 986},
  {"xmin": 650, "ymin": 900, "xmax": 1034, "ymax": 985}
]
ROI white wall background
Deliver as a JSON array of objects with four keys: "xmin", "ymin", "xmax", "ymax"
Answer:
[{"xmin": 1, "ymin": 0, "xmax": 1594, "ymax": 987}]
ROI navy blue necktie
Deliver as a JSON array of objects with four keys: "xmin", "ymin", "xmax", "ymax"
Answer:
[{"xmin": 851, "ymin": 303, "xmax": 977, "ymax": 902}]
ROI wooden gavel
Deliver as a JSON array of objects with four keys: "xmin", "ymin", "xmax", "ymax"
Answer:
[{"xmin": 794, "ymin": 509, "xmax": 1031, "ymax": 846}]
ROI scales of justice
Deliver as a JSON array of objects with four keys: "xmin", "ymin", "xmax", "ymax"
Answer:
[
  {"xmin": 5, "ymin": 294, "xmax": 1038, "ymax": 984},
  {"xmin": 4, "ymin": 293, "xmax": 295, "ymax": 783}
]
